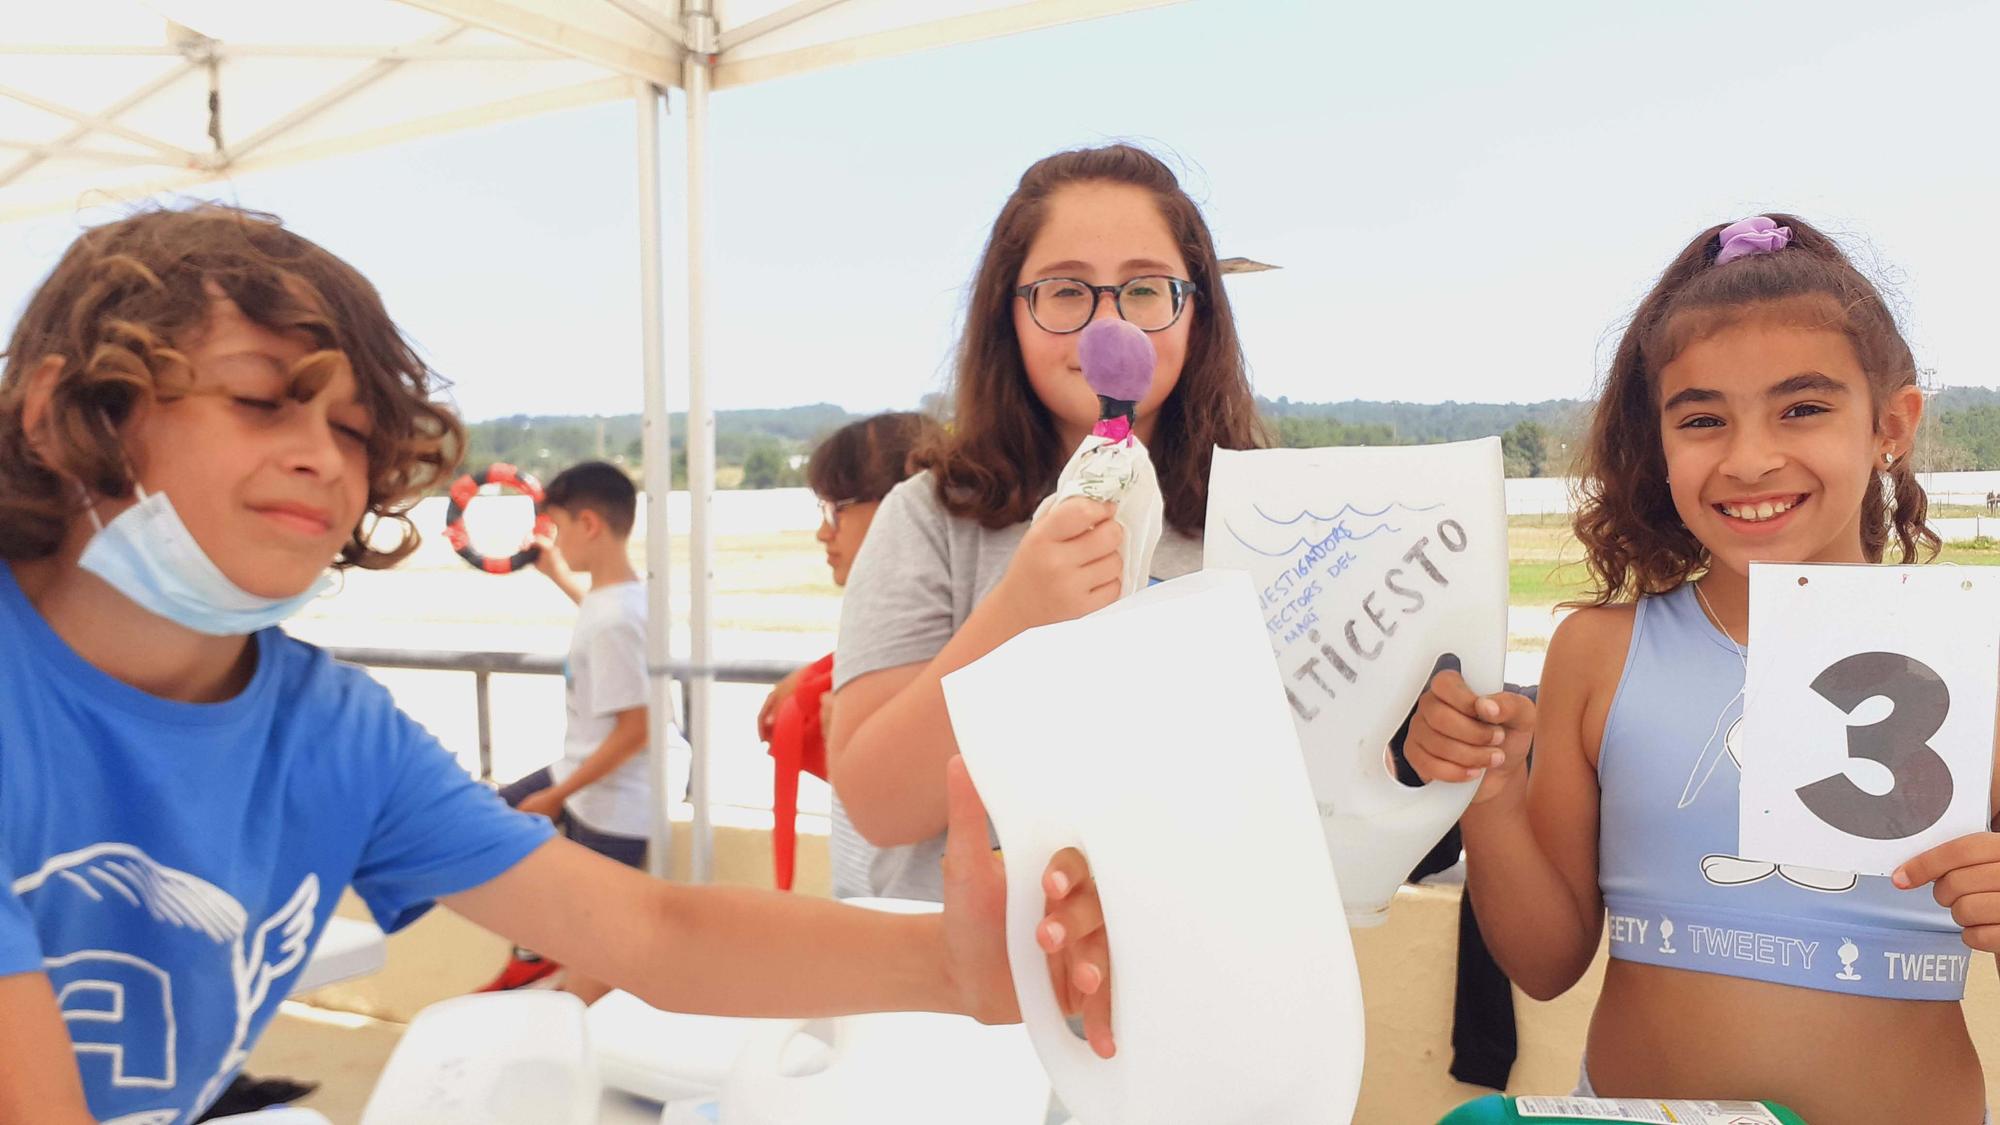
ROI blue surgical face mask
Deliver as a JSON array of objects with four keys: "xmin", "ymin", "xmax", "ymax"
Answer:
[{"xmin": 77, "ymin": 485, "xmax": 334, "ymax": 636}]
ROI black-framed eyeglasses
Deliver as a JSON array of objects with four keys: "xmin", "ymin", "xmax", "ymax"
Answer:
[
  {"xmin": 1012, "ymin": 275, "xmax": 1197, "ymax": 335},
  {"xmin": 818, "ymin": 497, "xmax": 858, "ymax": 531}
]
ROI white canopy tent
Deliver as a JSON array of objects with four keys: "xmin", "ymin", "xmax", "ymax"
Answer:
[{"xmin": 1, "ymin": 0, "xmax": 1178, "ymax": 880}]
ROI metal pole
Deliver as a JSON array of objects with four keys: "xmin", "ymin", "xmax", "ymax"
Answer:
[
  {"xmin": 681, "ymin": 675, "xmax": 699, "ymax": 794},
  {"xmin": 683, "ymin": 0, "xmax": 718, "ymax": 883},
  {"xmin": 474, "ymin": 670, "xmax": 494, "ymax": 782},
  {"xmin": 635, "ymin": 78, "xmax": 676, "ymax": 880}
]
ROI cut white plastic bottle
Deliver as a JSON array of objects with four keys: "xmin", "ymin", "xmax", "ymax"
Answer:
[
  {"xmin": 1204, "ymin": 437, "xmax": 1509, "ymax": 926},
  {"xmin": 360, "ymin": 991, "xmax": 598, "ymax": 1125},
  {"xmin": 716, "ymin": 897, "xmax": 1051, "ymax": 1125},
  {"xmin": 716, "ymin": 1012, "xmax": 1048, "ymax": 1125},
  {"xmin": 944, "ymin": 570, "xmax": 1364, "ymax": 1125},
  {"xmin": 592, "ymin": 899, "xmax": 945, "ymax": 1105}
]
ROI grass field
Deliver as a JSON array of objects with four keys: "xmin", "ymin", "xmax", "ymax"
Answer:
[
  {"xmin": 1505, "ymin": 513, "xmax": 2000, "ymax": 606},
  {"xmin": 318, "ymin": 496, "xmax": 2000, "ymax": 653},
  {"xmin": 705, "ymin": 516, "xmax": 2000, "ymax": 620}
]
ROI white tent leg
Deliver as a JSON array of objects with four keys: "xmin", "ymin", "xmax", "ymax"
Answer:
[
  {"xmin": 635, "ymin": 78, "xmax": 676, "ymax": 881},
  {"xmin": 683, "ymin": 0, "xmax": 718, "ymax": 884}
]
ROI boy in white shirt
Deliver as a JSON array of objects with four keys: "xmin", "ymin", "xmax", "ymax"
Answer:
[{"xmin": 484, "ymin": 461, "xmax": 660, "ymax": 1002}]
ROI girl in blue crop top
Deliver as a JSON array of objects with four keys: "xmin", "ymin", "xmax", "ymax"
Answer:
[{"xmin": 1406, "ymin": 215, "xmax": 2000, "ymax": 1125}]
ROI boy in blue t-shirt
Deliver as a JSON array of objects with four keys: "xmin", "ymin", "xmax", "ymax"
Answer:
[{"xmin": 0, "ymin": 206, "xmax": 1109, "ymax": 1125}]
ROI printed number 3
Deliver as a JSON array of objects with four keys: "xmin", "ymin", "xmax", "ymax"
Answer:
[{"xmin": 1797, "ymin": 651, "xmax": 1953, "ymax": 840}]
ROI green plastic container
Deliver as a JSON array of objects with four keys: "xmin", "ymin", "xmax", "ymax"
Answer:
[{"xmin": 1440, "ymin": 1093, "xmax": 1808, "ymax": 1125}]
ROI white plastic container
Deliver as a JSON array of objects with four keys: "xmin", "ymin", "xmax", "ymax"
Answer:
[
  {"xmin": 590, "ymin": 899, "xmax": 933, "ymax": 1104},
  {"xmin": 659, "ymin": 1098, "xmax": 721, "ymax": 1124},
  {"xmin": 716, "ymin": 890, "xmax": 1051, "ymax": 1124},
  {"xmin": 1204, "ymin": 438, "xmax": 1509, "ymax": 925},
  {"xmin": 717, "ymin": 1011, "xmax": 1049, "ymax": 1125},
  {"xmin": 590, "ymin": 991, "xmax": 776, "ymax": 1105},
  {"xmin": 944, "ymin": 569, "xmax": 1365, "ymax": 1125},
  {"xmin": 360, "ymin": 991, "xmax": 598, "ymax": 1125}
]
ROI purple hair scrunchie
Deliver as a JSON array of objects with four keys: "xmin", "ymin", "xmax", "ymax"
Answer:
[{"xmin": 1715, "ymin": 216, "xmax": 1793, "ymax": 265}]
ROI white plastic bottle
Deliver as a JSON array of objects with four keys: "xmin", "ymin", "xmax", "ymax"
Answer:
[
  {"xmin": 945, "ymin": 570, "xmax": 1366, "ymax": 1125},
  {"xmin": 1204, "ymin": 438, "xmax": 1510, "ymax": 925}
]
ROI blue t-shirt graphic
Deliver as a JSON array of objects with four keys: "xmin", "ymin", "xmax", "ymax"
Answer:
[{"xmin": 0, "ymin": 562, "xmax": 555, "ymax": 1123}]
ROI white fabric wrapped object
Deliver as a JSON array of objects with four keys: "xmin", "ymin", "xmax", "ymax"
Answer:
[{"xmin": 1033, "ymin": 433, "xmax": 1164, "ymax": 598}]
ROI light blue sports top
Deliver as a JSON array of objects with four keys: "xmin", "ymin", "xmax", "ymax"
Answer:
[{"xmin": 1597, "ymin": 584, "xmax": 1970, "ymax": 1001}]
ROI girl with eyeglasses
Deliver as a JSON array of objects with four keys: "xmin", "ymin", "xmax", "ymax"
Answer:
[
  {"xmin": 756, "ymin": 411, "xmax": 939, "ymax": 891},
  {"xmin": 824, "ymin": 144, "xmax": 1266, "ymax": 1057}
]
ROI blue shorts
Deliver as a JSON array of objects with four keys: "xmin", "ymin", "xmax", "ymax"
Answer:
[{"xmin": 497, "ymin": 767, "xmax": 648, "ymax": 869}]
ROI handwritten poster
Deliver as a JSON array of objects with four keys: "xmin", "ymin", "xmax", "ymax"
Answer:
[{"xmin": 1203, "ymin": 438, "xmax": 1509, "ymax": 922}]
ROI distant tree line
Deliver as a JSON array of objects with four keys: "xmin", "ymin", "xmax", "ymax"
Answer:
[{"xmin": 458, "ymin": 387, "xmax": 2000, "ymax": 488}]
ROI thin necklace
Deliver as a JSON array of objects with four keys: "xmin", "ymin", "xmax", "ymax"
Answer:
[
  {"xmin": 1692, "ymin": 579, "xmax": 1748, "ymax": 658},
  {"xmin": 1680, "ymin": 578, "xmax": 1751, "ymax": 809}
]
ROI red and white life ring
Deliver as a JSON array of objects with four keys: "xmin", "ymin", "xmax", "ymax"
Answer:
[{"xmin": 443, "ymin": 463, "xmax": 554, "ymax": 574}]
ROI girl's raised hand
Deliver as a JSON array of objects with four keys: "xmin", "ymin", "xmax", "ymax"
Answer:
[
  {"xmin": 990, "ymin": 498, "xmax": 1124, "ymax": 632},
  {"xmin": 1404, "ymin": 667, "xmax": 1536, "ymax": 806}
]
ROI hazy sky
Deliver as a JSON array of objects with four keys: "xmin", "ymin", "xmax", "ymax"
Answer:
[{"xmin": 4, "ymin": 0, "xmax": 1996, "ymax": 421}]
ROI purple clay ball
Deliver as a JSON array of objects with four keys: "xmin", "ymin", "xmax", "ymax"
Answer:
[{"xmin": 1078, "ymin": 318, "xmax": 1156, "ymax": 404}]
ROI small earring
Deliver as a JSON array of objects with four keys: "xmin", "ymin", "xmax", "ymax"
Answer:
[{"xmin": 1883, "ymin": 452, "xmax": 1896, "ymax": 467}]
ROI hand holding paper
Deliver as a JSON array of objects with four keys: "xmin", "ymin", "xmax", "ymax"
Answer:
[{"xmin": 1893, "ymin": 828, "xmax": 2000, "ymax": 954}]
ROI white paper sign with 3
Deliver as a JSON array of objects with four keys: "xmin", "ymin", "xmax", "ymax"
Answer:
[{"xmin": 1739, "ymin": 563, "xmax": 2000, "ymax": 877}]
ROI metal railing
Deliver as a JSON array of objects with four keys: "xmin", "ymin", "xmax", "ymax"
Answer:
[{"xmin": 326, "ymin": 645, "xmax": 798, "ymax": 782}]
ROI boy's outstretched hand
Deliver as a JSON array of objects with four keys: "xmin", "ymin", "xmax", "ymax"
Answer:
[
  {"xmin": 1039, "ymin": 846, "xmax": 1113, "ymax": 1058},
  {"xmin": 939, "ymin": 756, "xmax": 1116, "ymax": 1057}
]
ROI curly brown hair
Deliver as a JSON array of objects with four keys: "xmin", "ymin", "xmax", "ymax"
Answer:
[
  {"xmin": 914, "ymin": 144, "xmax": 1266, "ymax": 536},
  {"xmin": 0, "ymin": 204, "xmax": 464, "ymax": 569},
  {"xmin": 1572, "ymin": 213, "xmax": 1935, "ymax": 607}
]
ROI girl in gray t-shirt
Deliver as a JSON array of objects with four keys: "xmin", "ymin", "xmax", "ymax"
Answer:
[{"xmin": 826, "ymin": 144, "xmax": 1264, "ymax": 902}]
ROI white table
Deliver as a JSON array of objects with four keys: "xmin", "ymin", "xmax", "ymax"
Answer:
[{"xmin": 290, "ymin": 915, "xmax": 387, "ymax": 996}]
